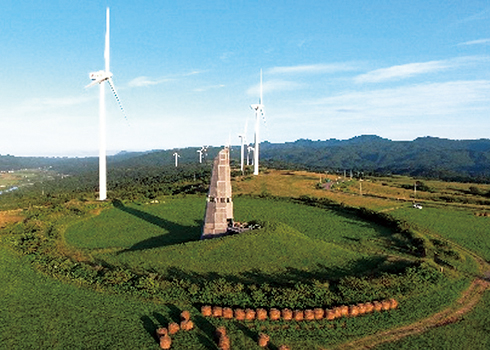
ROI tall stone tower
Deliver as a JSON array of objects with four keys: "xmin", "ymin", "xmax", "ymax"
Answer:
[{"xmin": 201, "ymin": 148, "xmax": 233, "ymax": 238}]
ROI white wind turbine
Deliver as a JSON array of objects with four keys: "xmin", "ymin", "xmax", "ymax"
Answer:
[
  {"xmin": 238, "ymin": 119, "xmax": 248, "ymax": 173},
  {"xmin": 247, "ymin": 145, "xmax": 254, "ymax": 166},
  {"xmin": 197, "ymin": 148, "xmax": 203, "ymax": 163},
  {"xmin": 250, "ymin": 70, "xmax": 265, "ymax": 176},
  {"xmin": 86, "ymin": 7, "xmax": 127, "ymax": 201},
  {"xmin": 173, "ymin": 152, "xmax": 181, "ymax": 167}
]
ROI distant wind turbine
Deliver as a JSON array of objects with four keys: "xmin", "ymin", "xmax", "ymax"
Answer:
[
  {"xmin": 197, "ymin": 149, "xmax": 203, "ymax": 163},
  {"xmin": 250, "ymin": 70, "xmax": 265, "ymax": 176},
  {"xmin": 173, "ymin": 152, "xmax": 181, "ymax": 167},
  {"xmin": 238, "ymin": 119, "xmax": 248, "ymax": 173},
  {"xmin": 86, "ymin": 7, "xmax": 128, "ymax": 201},
  {"xmin": 247, "ymin": 145, "xmax": 254, "ymax": 166}
]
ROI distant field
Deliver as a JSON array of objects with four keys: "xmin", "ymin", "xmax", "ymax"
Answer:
[{"xmin": 391, "ymin": 205, "xmax": 490, "ymax": 261}]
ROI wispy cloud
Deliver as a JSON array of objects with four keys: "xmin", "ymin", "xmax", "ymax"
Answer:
[
  {"xmin": 193, "ymin": 84, "xmax": 225, "ymax": 92},
  {"xmin": 458, "ymin": 38, "xmax": 490, "ymax": 46},
  {"xmin": 310, "ymin": 80, "xmax": 490, "ymax": 118},
  {"xmin": 246, "ymin": 79, "xmax": 304, "ymax": 96},
  {"xmin": 455, "ymin": 8, "xmax": 490, "ymax": 25},
  {"xmin": 268, "ymin": 63, "xmax": 358, "ymax": 75},
  {"xmin": 128, "ymin": 76, "xmax": 170, "ymax": 88},
  {"xmin": 354, "ymin": 56, "xmax": 485, "ymax": 83}
]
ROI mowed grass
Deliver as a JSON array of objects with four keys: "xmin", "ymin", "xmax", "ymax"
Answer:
[
  {"xmin": 66, "ymin": 196, "xmax": 204, "ymax": 250},
  {"xmin": 375, "ymin": 291, "xmax": 490, "ymax": 350},
  {"xmin": 0, "ymin": 244, "xmax": 214, "ymax": 350},
  {"xmin": 65, "ymin": 196, "xmax": 396, "ymax": 277},
  {"xmin": 391, "ymin": 205, "xmax": 490, "ymax": 261}
]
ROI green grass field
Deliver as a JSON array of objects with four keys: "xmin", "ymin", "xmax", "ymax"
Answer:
[
  {"xmin": 0, "ymin": 244, "xmax": 215, "ymax": 350},
  {"xmin": 2, "ymin": 171, "xmax": 490, "ymax": 349},
  {"xmin": 65, "ymin": 196, "xmax": 404, "ymax": 279},
  {"xmin": 391, "ymin": 205, "xmax": 490, "ymax": 261}
]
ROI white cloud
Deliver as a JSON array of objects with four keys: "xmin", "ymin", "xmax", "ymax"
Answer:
[
  {"xmin": 458, "ymin": 38, "xmax": 490, "ymax": 46},
  {"xmin": 354, "ymin": 56, "xmax": 485, "ymax": 83},
  {"xmin": 246, "ymin": 79, "xmax": 303, "ymax": 96},
  {"xmin": 193, "ymin": 84, "xmax": 225, "ymax": 92},
  {"xmin": 268, "ymin": 63, "xmax": 358, "ymax": 75},
  {"xmin": 128, "ymin": 76, "xmax": 168, "ymax": 87},
  {"xmin": 311, "ymin": 80, "xmax": 490, "ymax": 118}
]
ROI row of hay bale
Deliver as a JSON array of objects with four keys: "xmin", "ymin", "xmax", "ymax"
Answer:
[
  {"xmin": 201, "ymin": 299, "xmax": 398, "ymax": 322},
  {"xmin": 155, "ymin": 310, "xmax": 194, "ymax": 349},
  {"xmin": 217, "ymin": 327, "xmax": 291, "ymax": 350}
]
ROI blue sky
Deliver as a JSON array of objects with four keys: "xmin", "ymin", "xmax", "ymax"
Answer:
[{"xmin": 1, "ymin": 0, "xmax": 489, "ymax": 156}]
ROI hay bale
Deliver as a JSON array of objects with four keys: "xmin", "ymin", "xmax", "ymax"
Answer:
[
  {"xmin": 373, "ymin": 301, "xmax": 383, "ymax": 312},
  {"xmin": 339, "ymin": 305, "xmax": 349, "ymax": 317},
  {"xmin": 212, "ymin": 306, "xmax": 223, "ymax": 317},
  {"xmin": 349, "ymin": 305, "xmax": 360, "ymax": 317},
  {"xmin": 218, "ymin": 334, "xmax": 231, "ymax": 350},
  {"xmin": 168, "ymin": 322, "xmax": 180, "ymax": 335},
  {"xmin": 234, "ymin": 308, "xmax": 246, "ymax": 321},
  {"xmin": 314, "ymin": 308, "xmax": 324, "ymax": 320},
  {"xmin": 326, "ymin": 309, "xmax": 336, "ymax": 321},
  {"xmin": 215, "ymin": 326, "xmax": 227, "ymax": 339},
  {"xmin": 293, "ymin": 310, "xmax": 304, "ymax": 322},
  {"xmin": 222, "ymin": 307, "xmax": 234, "ymax": 319},
  {"xmin": 159, "ymin": 334, "xmax": 172, "ymax": 350},
  {"xmin": 156, "ymin": 327, "xmax": 168, "ymax": 338},
  {"xmin": 364, "ymin": 302, "xmax": 374, "ymax": 313},
  {"xmin": 278, "ymin": 345, "xmax": 291, "ymax": 350},
  {"xmin": 256, "ymin": 308, "xmax": 268, "ymax": 321},
  {"xmin": 269, "ymin": 308, "xmax": 281, "ymax": 321},
  {"xmin": 304, "ymin": 309, "xmax": 315, "ymax": 321},
  {"xmin": 282, "ymin": 308, "xmax": 293, "ymax": 321},
  {"xmin": 389, "ymin": 298, "xmax": 399, "ymax": 309},
  {"xmin": 180, "ymin": 320, "xmax": 194, "ymax": 331},
  {"xmin": 381, "ymin": 300, "xmax": 391, "ymax": 311},
  {"xmin": 180, "ymin": 310, "xmax": 190, "ymax": 322},
  {"xmin": 332, "ymin": 307, "xmax": 342, "ymax": 318},
  {"xmin": 245, "ymin": 308, "xmax": 256, "ymax": 321},
  {"xmin": 357, "ymin": 303, "xmax": 367, "ymax": 315},
  {"xmin": 258, "ymin": 333, "xmax": 270, "ymax": 347},
  {"xmin": 201, "ymin": 305, "xmax": 212, "ymax": 317}
]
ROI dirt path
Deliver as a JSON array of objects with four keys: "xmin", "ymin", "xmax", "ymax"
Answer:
[{"xmin": 326, "ymin": 278, "xmax": 489, "ymax": 350}]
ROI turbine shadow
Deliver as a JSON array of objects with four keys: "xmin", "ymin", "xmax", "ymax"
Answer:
[{"xmin": 113, "ymin": 199, "xmax": 202, "ymax": 253}]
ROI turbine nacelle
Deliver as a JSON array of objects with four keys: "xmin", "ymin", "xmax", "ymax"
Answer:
[
  {"xmin": 86, "ymin": 70, "xmax": 113, "ymax": 88},
  {"xmin": 250, "ymin": 103, "xmax": 264, "ymax": 112}
]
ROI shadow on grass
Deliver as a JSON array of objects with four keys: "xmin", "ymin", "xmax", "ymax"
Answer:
[
  {"xmin": 164, "ymin": 255, "xmax": 417, "ymax": 288},
  {"xmin": 113, "ymin": 199, "xmax": 201, "ymax": 253}
]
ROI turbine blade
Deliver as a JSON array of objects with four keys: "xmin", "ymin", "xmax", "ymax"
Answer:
[
  {"xmin": 105, "ymin": 7, "xmax": 110, "ymax": 72},
  {"xmin": 107, "ymin": 78, "xmax": 129, "ymax": 124},
  {"xmin": 85, "ymin": 80, "xmax": 98, "ymax": 88},
  {"xmin": 259, "ymin": 69, "xmax": 263, "ymax": 105}
]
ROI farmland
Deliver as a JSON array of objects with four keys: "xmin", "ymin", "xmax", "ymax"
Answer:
[{"xmin": 0, "ymin": 169, "xmax": 489, "ymax": 349}]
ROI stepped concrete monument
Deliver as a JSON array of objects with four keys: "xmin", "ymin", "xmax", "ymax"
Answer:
[{"xmin": 201, "ymin": 147, "xmax": 234, "ymax": 238}]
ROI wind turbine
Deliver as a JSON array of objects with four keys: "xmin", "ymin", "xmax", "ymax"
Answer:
[
  {"xmin": 86, "ymin": 7, "xmax": 127, "ymax": 201},
  {"xmin": 247, "ymin": 145, "xmax": 254, "ymax": 166},
  {"xmin": 238, "ymin": 118, "xmax": 249, "ymax": 173},
  {"xmin": 197, "ymin": 149, "xmax": 203, "ymax": 163},
  {"xmin": 250, "ymin": 70, "xmax": 265, "ymax": 176},
  {"xmin": 173, "ymin": 152, "xmax": 181, "ymax": 167}
]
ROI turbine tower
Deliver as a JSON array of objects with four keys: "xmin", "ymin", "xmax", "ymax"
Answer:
[
  {"xmin": 250, "ymin": 70, "xmax": 265, "ymax": 176},
  {"xmin": 238, "ymin": 119, "xmax": 248, "ymax": 173},
  {"xmin": 86, "ymin": 7, "xmax": 127, "ymax": 201},
  {"xmin": 173, "ymin": 152, "xmax": 181, "ymax": 167},
  {"xmin": 197, "ymin": 149, "xmax": 203, "ymax": 163}
]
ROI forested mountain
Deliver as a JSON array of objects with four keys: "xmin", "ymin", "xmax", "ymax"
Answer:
[
  {"xmin": 1, "ymin": 136, "xmax": 490, "ymax": 182},
  {"xmin": 260, "ymin": 136, "xmax": 490, "ymax": 182}
]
